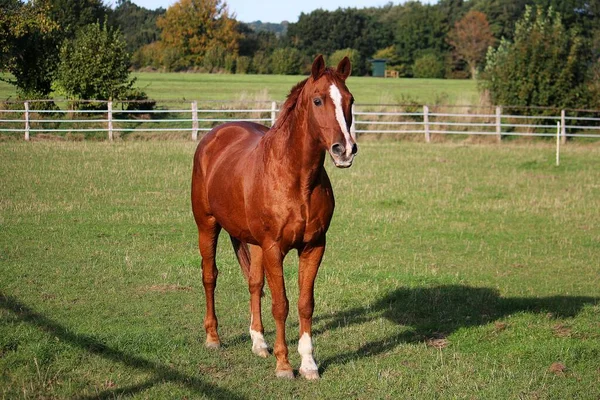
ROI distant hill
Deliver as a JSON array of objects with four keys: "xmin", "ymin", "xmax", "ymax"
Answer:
[{"xmin": 246, "ymin": 21, "xmax": 288, "ymax": 37}]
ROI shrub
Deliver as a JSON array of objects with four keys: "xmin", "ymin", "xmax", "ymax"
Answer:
[
  {"xmin": 270, "ymin": 48, "xmax": 305, "ymax": 75},
  {"xmin": 236, "ymin": 56, "xmax": 251, "ymax": 74},
  {"xmin": 412, "ymin": 53, "xmax": 445, "ymax": 78},
  {"xmin": 54, "ymin": 22, "xmax": 152, "ymax": 110},
  {"xmin": 483, "ymin": 6, "xmax": 594, "ymax": 110},
  {"xmin": 329, "ymin": 48, "xmax": 361, "ymax": 72},
  {"xmin": 55, "ymin": 22, "xmax": 134, "ymax": 100}
]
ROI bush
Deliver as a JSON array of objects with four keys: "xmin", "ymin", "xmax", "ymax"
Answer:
[
  {"xmin": 251, "ymin": 51, "xmax": 271, "ymax": 74},
  {"xmin": 329, "ymin": 48, "xmax": 361, "ymax": 72},
  {"xmin": 236, "ymin": 56, "xmax": 251, "ymax": 74},
  {"xmin": 270, "ymin": 48, "xmax": 305, "ymax": 75},
  {"xmin": 55, "ymin": 22, "xmax": 134, "ymax": 100},
  {"xmin": 412, "ymin": 54, "xmax": 445, "ymax": 78},
  {"xmin": 483, "ymin": 6, "xmax": 594, "ymax": 110}
]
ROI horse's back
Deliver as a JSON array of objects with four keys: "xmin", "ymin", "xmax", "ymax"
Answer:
[{"xmin": 194, "ymin": 121, "xmax": 267, "ymax": 173}]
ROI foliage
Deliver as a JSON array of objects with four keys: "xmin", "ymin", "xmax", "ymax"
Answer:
[
  {"xmin": 0, "ymin": 0, "xmax": 61, "ymax": 98},
  {"xmin": 236, "ymin": 56, "xmax": 251, "ymax": 74},
  {"xmin": 413, "ymin": 53, "xmax": 446, "ymax": 79},
  {"xmin": 483, "ymin": 6, "xmax": 594, "ymax": 110},
  {"xmin": 286, "ymin": 8, "xmax": 385, "ymax": 75},
  {"xmin": 251, "ymin": 51, "xmax": 271, "ymax": 74},
  {"xmin": 270, "ymin": 47, "xmax": 305, "ymax": 75},
  {"xmin": 328, "ymin": 49, "xmax": 361, "ymax": 73},
  {"xmin": 393, "ymin": 2, "xmax": 448, "ymax": 77},
  {"xmin": 447, "ymin": 11, "xmax": 496, "ymax": 78},
  {"xmin": 470, "ymin": 0, "xmax": 530, "ymax": 40},
  {"xmin": 108, "ymin": 0, "xmax": 164, "ymax": 53},
  {"xmin": 46, "ymin": 0, "xmax": 107, "ymax": 38},
  {"xmin": 156, "ymin": 0, "xmax": 240, "ymax": 70},
  {"xmin": 54, "ymin": 22, "xmax": 139, "ymax": 103}
]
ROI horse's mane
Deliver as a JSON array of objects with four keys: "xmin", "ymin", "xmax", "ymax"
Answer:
[{"xmin": 270, "ymin": 68, "xmax": 337, "ymax": 132}]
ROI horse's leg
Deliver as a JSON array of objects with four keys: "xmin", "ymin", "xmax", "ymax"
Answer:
[
  {"xmin": 297, "ymin": 239, "xmax": 326, "ymax": 380},
  {"xmin": 248, "ymin": 244, "xmax": 269, "ymax": 357},
  {"xmin": 197, "ymin": 217, "xmax": 222, "ymax": 348},
  {"xmin": 262, "ymin": 243, "xmax": 293, "ymax": 378}
]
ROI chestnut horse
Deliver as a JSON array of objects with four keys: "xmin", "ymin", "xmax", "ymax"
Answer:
[{"xmin": 191, "ymin": 55, "xmax": 357, "ymax": 379}]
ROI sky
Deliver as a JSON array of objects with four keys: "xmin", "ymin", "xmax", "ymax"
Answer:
[{"xmin": 116, "ymin": 0, "xmax": 437, "ymax": 24}]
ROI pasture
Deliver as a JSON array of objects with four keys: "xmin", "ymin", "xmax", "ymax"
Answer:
[
  {"xmin": 1, "ymin": 140, "xmax": 599, "ymax": 398},
  {"xmin": 0, "ymin": 73, "xmax": 480, "ymax": 105}
]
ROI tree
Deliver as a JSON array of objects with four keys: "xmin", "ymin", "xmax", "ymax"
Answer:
[
  {"xmin": 108, "ymin": 0, "xmax": 164, "ymax": 53},
  {"xmin": 54, "ymin": 22, "xmax": 136, "ymax": 102},
  {"xmin": 393, "ymin": 2, "xmax": 448, "ymax": 76},
  {"xmin": 328, "ymin": 49, "xmax": 360, "ymax": 74},
  {"xmin": 470, "ymin": 0, "xmax": 529, "ymax": 41},
  {"xmin": 270, "ymin": 47, "xmax": 305, "ymax": 75},
  {"xmin": 483, "ymin": 6, "xmax": 594, "ymax": 110},
  {"xmin": 0, "ymin": 0, "xmax": 61, "ymax": 98},
  {"xmin": 413, "ymin": 53, "xmax": 445, "ymax": 78},
  {"xmin": 447, "ymin": 10, "xmax": 495, "ymax": 78},
  {"xmin": 156, "ymin": 0, "xmax": 240, "ymax": 70}
]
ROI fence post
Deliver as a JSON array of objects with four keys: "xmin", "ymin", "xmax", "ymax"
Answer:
[
  {"xmin": 556, "ymin": 121, "xmax": 561, "ymax": 166},
  {"xmin": 560, "ymin": 109, "xmax": 566, "ymax": 145},
  {"xmin": 423, "ymin": 105, "xmax": 430, "ymax": 143},
  {"xmin": 495, "ymin": 106, "xmax": 502, "ymax": 143},
  {"xmin": 271, "ymin": 101, "xmax": 277, "ymax": 126},
  {"xmin": 192, "ymin": 101, "xmax": 198, "ymax": 140},
  {"xmin": 350, "ymin": 104, "xmax": 357, "ymax": 140},
  {"xmin": 107, "ymin": 101, "xmax": 113, "ymax": 141},
  {"xmin": 24, "ymin": 101, "xmax": 30, "ymax": 141}
]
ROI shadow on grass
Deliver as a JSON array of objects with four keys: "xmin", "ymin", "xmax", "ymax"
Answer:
[
  {"xmin": 314, "ymin": 285, "xmax": 599, "ymax": 373},
  {"xmin": 0, "ymin": 293, "xmax": 245, "ymax": 400}
]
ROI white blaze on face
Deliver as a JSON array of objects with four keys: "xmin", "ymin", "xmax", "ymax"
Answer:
[
  {"xmin": 329, "ymin": 84, "xmax": 354, "ymax": 156},
  {"xmin": 297, "ymin": 332, "xmax": 318, "ymax": 372}
]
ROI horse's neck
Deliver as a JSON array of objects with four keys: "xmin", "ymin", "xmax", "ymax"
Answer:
[{"xmin": 263, "ymin": 112, "xmax": 325, "ymax": 190}]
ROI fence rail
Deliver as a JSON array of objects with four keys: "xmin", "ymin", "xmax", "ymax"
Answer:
[{"xmin": 1, "ymin": 100, "xmax": 599, "ymax": 143}]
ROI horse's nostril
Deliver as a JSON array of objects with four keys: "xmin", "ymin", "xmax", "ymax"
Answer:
[
  {"xmin": 351, "ymin": 143, "xmax": 358, "ymax": 155},
  {"xmin": 331, "ymin": 143, "xmax": 344, "ymax": 156}
]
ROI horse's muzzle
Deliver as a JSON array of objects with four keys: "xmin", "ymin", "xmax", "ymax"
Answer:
[{"xmin": 329, "ymin": 142, "xmax": 358, "ymax": 168}]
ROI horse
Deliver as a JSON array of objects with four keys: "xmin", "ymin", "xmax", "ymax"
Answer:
[{"xmin": 191, "ymin": 55, "xmax": 357, "ymax": 379}]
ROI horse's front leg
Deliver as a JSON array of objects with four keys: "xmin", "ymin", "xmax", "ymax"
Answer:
[
  {"xmin": 262, "ymin": 243, "xmax": 293, "ymax": 378},
  {"xmin": 297, "ymin": 239, "xmax": 325, "ymax": 380}
]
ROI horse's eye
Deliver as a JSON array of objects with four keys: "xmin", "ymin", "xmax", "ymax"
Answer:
[{"xmin": 313, "ymin": 98, "xmax": 322, "ymax": 106}]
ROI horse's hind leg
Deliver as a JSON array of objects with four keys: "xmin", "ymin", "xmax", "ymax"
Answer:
[
  {"xmin": 197, "ymin": 217, "xmax": 222, "ymax": 348},
  {"xmin": 248, "ymin": 244, "xmax": 269, "ymax": 357}
]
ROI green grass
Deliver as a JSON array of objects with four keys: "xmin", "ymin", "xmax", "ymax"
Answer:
[
  {"xmin": 0, "ymin": 73, "xmax": 479, "ymax": 105},
  {"xmin": 1, "ymin": 141, "xmax": 599, "ymax": 398}
]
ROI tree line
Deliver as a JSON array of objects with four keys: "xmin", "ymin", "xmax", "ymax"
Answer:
[{"xmin": 1, "ymin": 0, "xmax": 599, "ymax": 110}]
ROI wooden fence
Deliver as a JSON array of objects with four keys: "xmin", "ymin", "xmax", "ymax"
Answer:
[{"xmin": 1, "ymin": 100, "xmax": 599, "ymax": 143}]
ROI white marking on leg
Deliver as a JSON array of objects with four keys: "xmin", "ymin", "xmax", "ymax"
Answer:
[
  {"xmin": 250, "ymin": 329, "xmax": 268, "ymax": 350},
  {"xmin": 298, "ymin": 332, "xmax": 318, "ymax": 373},
  {"xmin": 329, "ymin": 84, "xmax": 354, "ymax": 156}
]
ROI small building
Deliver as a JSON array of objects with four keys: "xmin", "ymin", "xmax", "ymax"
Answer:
[{"xmin": 369, "ymin": 59, "xmax": 387, "ymax": 77}]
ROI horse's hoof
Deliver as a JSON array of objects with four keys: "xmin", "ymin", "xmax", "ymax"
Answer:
[
  {"xmin": 300, "ymin": 368, "xmax": 320, "ymax": 380},
  {"xmin": 252, "ymin": 347, "xmax": 270, "ymax": 358},
  {"xmin": 205, "ymin": 340, "xmax": 220, "ymax": 349},
  {"xmin": 275, "ymin": 369, "xmax": 295, "ymax": 379}
]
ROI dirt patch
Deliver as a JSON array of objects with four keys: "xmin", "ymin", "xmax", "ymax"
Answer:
[{"xmin": 549, "ymin": 362, "xmax": 567, "ymax": 375}]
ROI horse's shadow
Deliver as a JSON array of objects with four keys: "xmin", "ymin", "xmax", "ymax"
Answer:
[
  {"xmin": 0, "ymin": 293, "xmax": 245, "ymax": 400},
  {"xmin": 313, "ymin": 285, "xmax": 598, "ymax": 372}
]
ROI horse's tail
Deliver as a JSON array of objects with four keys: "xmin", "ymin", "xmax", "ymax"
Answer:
[{"xmin": 230, "ymin": 235, "xmax": 251, "ymax": 282}]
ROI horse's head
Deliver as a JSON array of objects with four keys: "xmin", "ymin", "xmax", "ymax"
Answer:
[{"xmin": 305, "ymin": 55, "xmax": 358, "ymax": 168}]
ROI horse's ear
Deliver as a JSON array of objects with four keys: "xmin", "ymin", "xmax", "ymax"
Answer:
[
  {"xmin": 336, "ymin": 56, "xmax": 352, "ymax": 81},
  {"xmin": 311, "ymin": 55, "xmax": 326, "ymax": 80}
]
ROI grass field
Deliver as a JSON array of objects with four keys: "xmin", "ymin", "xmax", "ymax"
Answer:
[
  {"xmin": 1, "ymin": 140, "xmax": 599, "ymax": 399},
  {"xmin": 0, "ymin": 73, "xmax": 480, "ymax": 105}
]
